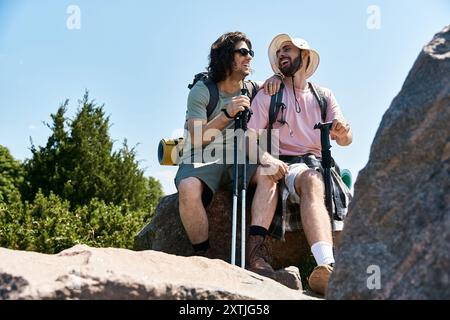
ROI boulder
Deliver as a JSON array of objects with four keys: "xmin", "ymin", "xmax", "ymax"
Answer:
[
  {"xmin": 135, "ymin": 190, "xmax": 311, "ymax": 271},
  {"xmin": 327, "ymin": 26, "xmax": 450, "ymax": 299},
  {"xmin": 0, "ymin": 244, "xmax": 317, "ymax": 300}
]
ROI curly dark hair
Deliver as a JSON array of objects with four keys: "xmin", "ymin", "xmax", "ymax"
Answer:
[{"xmin": 207, "ymin": 31, "xmax": 252, "ymax": 83}]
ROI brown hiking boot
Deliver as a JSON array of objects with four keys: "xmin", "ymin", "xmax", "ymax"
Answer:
[
  {"xmin": 246, "ymin": 235, "xmax": 274, "ymax": 277},
  {"xmin": 246, "ymin": 235, "xmax": 301, "ymax": 290},
  {"xmin": 308, "ymin": 264, "xmax": 334, "ymax": 296}
]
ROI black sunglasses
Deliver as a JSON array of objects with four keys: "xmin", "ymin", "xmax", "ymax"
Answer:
[{"xmin": 234, "ymin": 48, "xmax": 254, "ymax": 57}]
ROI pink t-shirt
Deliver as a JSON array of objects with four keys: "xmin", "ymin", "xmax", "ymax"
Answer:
[{"xmin": 248, "ymin": 85, "xmax": 345, "ymax": 157}]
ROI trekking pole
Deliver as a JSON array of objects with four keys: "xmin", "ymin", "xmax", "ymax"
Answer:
[
  {"xmin": 314, "ymin": 121, "xmax": 335, "ymax": 232},
  {"xmin": 231, "ymin": 113, "xmax": 240, "ymax": 265},
  {"xmin": 240, "ymin": 107, "xmax": 252, "ymax": 268},
  {"xmin": 231, "ymin": 86, "xmax": 253, "ymax": 267}
]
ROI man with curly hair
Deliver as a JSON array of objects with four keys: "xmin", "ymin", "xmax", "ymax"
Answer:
[{"xmin": 174, "ymin": 32, "xmax": 280, "ymax": 277}]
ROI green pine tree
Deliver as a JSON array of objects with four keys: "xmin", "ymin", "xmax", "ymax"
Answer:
[
  {"xmin": 1, "ymin": 91, "xmax": 164, "ymax": 252},
  {"xmin": 0, "ymin": 145, "xmax": 24, "ymax": 203},
  {"xmin": 23, "ymin": 91, "xmax": 163, "ymax": 211}
]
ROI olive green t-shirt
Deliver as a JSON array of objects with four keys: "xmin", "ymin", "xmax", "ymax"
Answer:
[{"xmin": 182, "ymin": 80, "xmax": 257, "ymax": 163}]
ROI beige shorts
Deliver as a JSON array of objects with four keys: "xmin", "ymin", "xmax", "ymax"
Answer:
[
  {"xmin": 284, "ymin": 163, "xmax": 310, "ymax": 203},
  {"xmin": 283, "ymin": 162, "xmax": 344, "ymax": 231}
]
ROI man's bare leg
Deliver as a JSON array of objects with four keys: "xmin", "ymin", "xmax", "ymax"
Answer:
[
  {"xmin": 295, "ymin": 169, "xmax": 334, "ymax": 295},
  {"xmin": 246, "ymin": 166, "xmax": 278, "ymax": 274},
  {"xmin": 178, "ymin": 177, "xmax": 209, "ymax": 246},
  {"xmin": 295, "ymin": 169, "xmax": 332, "ymax": 246},
  {"xmin": 250, "ymin": 166, "xmax": 278, "ymax": 229}
]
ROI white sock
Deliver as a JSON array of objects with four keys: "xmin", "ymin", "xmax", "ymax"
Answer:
[{"xmin": 311, "ymin": 241, "xmax": 335, "ymax": 265}]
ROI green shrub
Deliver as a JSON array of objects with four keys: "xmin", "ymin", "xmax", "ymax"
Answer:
[
  {"xmin": 0, "ymin": 145, "xmax": 25, "ymax": 204},
  {"xmin": 0, "ymin": 191, "xmax": 151, "ymax": 254},
  {"xmin": 0, "ymin": 92, "xmax": 164, "ymax": 254},
  {"xmin": 75, "ymin": 198, "xmax": 148, "ymax": 249}
]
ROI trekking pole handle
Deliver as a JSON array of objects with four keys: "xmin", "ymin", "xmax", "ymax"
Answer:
[
  {"xmin": 314, "ymin": 121, "xmax": 333, "ymax": 164},
  {"xmin": 240, "ymin": 88, "xmax": 253, "ymax": 131},
  {"xmin": 313, "ymin": 121, "xmax": 333, "ymax": 130}
]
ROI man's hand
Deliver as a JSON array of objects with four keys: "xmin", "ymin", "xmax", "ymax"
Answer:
[
  {"xmin": 260, "ymin": 154, "xmax": 289, "ymax": 182},
  {"xmin": 225, "ymin": 95, "xmax": 250, "ymax": 118},
  {"xmin": 330, "ymin": 119, "xmax": 352, "ymax": 146},
  {"xmin": 262, "ymin": 75, "xmax": 283, "ymax": 96}
]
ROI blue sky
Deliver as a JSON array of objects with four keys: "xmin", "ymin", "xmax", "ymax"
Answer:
[{"xmin": 0, "ymin": 0, "xmax": 449, "ymax": 195}]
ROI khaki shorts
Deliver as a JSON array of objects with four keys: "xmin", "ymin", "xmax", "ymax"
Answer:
[{"xmin": 175, "ymin": 162, "xmax": 258, "ymax": 195}]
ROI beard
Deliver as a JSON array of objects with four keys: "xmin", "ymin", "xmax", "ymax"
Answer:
[
  {"xmin": 280, "ymin": 55, "xmax": 302, "ymax": 77},
  {"xmin": 232, "ymin": 62, "xmax": 252, "ymax": 78}
]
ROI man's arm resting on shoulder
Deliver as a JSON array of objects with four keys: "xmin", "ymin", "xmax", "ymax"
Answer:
[{"xmin": 258, "ymin": 73, "xmax": 284, "ymax": 96}]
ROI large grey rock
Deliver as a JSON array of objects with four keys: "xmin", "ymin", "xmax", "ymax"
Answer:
[
  {"xmin": 135, "ymin": 190, "xmax": 311, "ymax": 271},
  {"xmin": 0, "ymin": 245, "xmax": 317, "ymax": 300},
  {"xmin": 327, "ymin": 26, "xmax": 450, "ymax": 299}
]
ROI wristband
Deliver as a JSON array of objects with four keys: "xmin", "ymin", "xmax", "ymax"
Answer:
[{"xmin": 221, "ymin": 108, "xmax": 234, "ymax": 119}]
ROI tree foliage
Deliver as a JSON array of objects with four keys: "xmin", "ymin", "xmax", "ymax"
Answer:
[
  {"xmin": 0, "ymin": 191, "xmax": 150, "ymax": 253},
  {"xmin": 0, "ymin": 91, "xmax": 163, "ymax": 253},
  {"xmin": 23, "ymin": 91, "xmax": 161, "ymax": 212},
  {"xmin": 0, "ymin": 145, "xmax": 25, "ymax": 203}
]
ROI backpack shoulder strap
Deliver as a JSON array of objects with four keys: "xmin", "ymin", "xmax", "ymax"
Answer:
[
  {"xmin": 244, "ymin": 80, "xmax": 259, "ymax": 102},
  {"xmin": 309, "ymin": 82, "xmax": 327, "ymax": 122},
  {"xmin": 188, "ymin": 72, "xmax": 207, "ymax": 89},
  {"xmin": 204, "ymin": 79, "xmax": 219, "ymax": 119},
  {"xmin": 187, "ymin": 72, "xmax": 219, "ymax": 119},
  {"xmin": 205, "ymin": 79, "xmax": 258, "ymax": 119},
  {"xmin": 268, "ymin": 83, "xmax": 285, "ymax": 129},
  {"xmin": 267, "ymin": 83, "xmax": 285, "ymax": 154}
]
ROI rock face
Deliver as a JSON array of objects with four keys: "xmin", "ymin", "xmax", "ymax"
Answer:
[
  {"xmin": 135, "ymin": 190, "xmax": 311, "ymax": 271},
  {"xmin": 0, "ymin": 245, "xmax": 316, "ymax": 300},
  {"xmin": 327, "ymin": 26, "xmax": 450, "ymax": 299}
]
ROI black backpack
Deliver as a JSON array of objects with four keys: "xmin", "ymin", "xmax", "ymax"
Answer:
[
  {"xmin": 267, "ymin": 82, "xmax": 328, "ymax": 153},
  {"xmin": 188, "ymin": 72, "xmax": 259, "ymax": 118}
]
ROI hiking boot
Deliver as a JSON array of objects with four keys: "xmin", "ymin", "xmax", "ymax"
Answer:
[
  {"xmin": 246, "ymin": 235, "xmax": 301, "ymax": 289},
  {"xmin": 246, "ymin": 235, "xmax": 275, "ymax": 277},
  {"xmin": 308, "ymin": 263, "xmax": 334, "ymax": 296}
]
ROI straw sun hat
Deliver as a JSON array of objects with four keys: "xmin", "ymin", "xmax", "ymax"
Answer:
[{"xmin": 268, "ymin": 33, "xmax": 320, "ymax": 79}]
